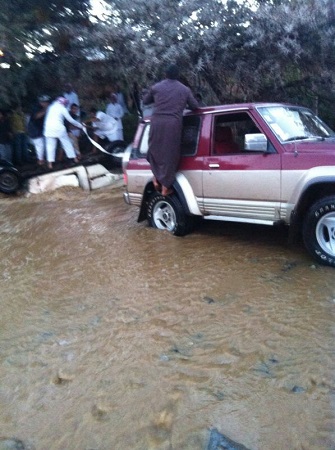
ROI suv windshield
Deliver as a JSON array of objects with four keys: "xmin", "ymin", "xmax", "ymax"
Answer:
[{"xmin": 257, "ymin": 105, "xmax": 335, "ymax": 142}]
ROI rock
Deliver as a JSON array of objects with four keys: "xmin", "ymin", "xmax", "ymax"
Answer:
[
  {"xmin": 291, "ymin": 385, "xmax": 306, "ymax": 393},
  {"xmin": 207, "ymin": 429, "xmax": 251, "ymax": 450},
  {"xmin": 0, "ymin": 438, "xmax": 26, "ymax": 450}
]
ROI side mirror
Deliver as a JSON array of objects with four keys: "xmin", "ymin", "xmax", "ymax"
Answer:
[{"xmin": 244, "ymin": 133, "xmax": 268, "ymax": 152}]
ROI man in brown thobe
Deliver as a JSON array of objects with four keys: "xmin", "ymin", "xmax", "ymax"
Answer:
[{"xmin": 143, "ymin": 65, "xmax": 199, "ymax": 196}]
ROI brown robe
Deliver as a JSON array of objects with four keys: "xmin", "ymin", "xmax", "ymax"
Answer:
[{"xmin": 143, "ymin": 79, "xmax": 198, "ymax": 188}]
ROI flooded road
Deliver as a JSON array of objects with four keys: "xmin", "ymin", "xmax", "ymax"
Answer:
[{"xmin": 0, "ymin": 186, "xmax": 334, "ymax": 450}]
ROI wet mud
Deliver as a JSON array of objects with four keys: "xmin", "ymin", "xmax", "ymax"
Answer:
[{"xmin": 0, "ymin": 186, "xmax": 334, "ymax": 450}]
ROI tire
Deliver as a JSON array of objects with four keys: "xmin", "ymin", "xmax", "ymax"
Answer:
[
  {"xmin": 0, "ymin": 170, "xmax": 20, "ymax": 194},
  {"xmin": 147, "ymin": 192, "xmax": 192, "ymax": 236},
  {"xmin": 302, "ymin": 196, "xmax": 335, "ymax": 267}
]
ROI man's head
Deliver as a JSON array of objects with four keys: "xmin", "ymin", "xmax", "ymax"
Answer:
[
  {"xmin": 110, "ymin": 93, "xmax": 117, "ymax": 104},
  {"xmin": 70, "ymin": 103, "xmax": 79, "ymax": 114},
  {"xmin": 57, "ymin": 96, "xmax": 69, "ymax": 107},
  {"xmin": 38, "ymin": 95, "xmax": 51, "ymax": 106},
  {"xmin": 64, "ymin": 83, "xmax": 72, "ymax": 93},
  {"xmin": 89, "ymin": 107, "xmax": 99, "ymax": 120},
  {"xmin": 165, "ymin": 64, "xmax": 179, "ymax": 80}
]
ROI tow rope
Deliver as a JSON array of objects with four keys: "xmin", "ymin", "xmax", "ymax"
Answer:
[{"xmin": 82, "ymin": 124, "xmax": 114, "ymax": 155}]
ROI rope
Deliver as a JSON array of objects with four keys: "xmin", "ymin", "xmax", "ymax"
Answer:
[{"xmin": 82, "ymin": 124, "xmax": 115, "ymax": 155}]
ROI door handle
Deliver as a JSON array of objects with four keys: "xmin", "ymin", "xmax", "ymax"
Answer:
[{"xmin": 209, "ymin": 163, "xmax": 220, "ymax": 168}]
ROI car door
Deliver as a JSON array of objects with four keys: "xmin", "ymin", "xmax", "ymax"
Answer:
[{"xmin": 202, "ymin": 111, "xmax": 282, "ymax": 224}]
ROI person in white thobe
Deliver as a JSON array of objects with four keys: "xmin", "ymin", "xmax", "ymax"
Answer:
[
  {"xmin": 89, "ymin": 109, "xmax": 118, "ymax": 141},
  {"xmin": 106, "ymin": 94, "xmax": 124, "ymax": 141},
  {"xmin": 43, "ymin": 97, "xmax": 83, "ymax": 169},
  {"xmin": 63, "ymin": 83, "xmax": 80, "ymax": 115}
]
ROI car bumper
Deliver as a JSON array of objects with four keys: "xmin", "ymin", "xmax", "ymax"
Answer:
[{"xmin": 123, "ymin": 191, "xmax": 130, "ymax": 204}]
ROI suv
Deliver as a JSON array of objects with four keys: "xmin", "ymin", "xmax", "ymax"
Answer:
[{"xmin": 123, "ymin": 103, "xmax": 335, "ymax": 267}]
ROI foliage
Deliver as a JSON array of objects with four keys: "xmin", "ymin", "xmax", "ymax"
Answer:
[{"xmin": 0, "ymin": 0, "xmax": 334, "ymax": 125}]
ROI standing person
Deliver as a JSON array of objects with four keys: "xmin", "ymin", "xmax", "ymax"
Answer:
[
  {"xmin": 106, "ymin": 94, "xmax": 124, "ymax": 141},
  {"xmin": 131, "ymin": 81, "xmax": 142, "ymax": 117},
  {"xmin": 10, "ymin": 105, "xmax": 29, "ymax": 165},
  {"xmin": 0, "ymin": 110, "xmax": 13, "ymax": 163},
  {"xmin": 27, "ymin": 95, "xmax": 51, "ymax": 166},
  {"xmin": 66, "ymin": 103, "xmax": 82, "ymax": 159},
  {"xmin": 44, "ymin": 97, "xmax": 83, "ymax": 169},
  {"xmin": 143, "ymin": 64, "xmax": 199, "ymax": 196},
  {"xmin": 113, "ymin": 84, "xmax": 129, "ymax": 115},
  {"xmin": 63, "ymin": 83, "xmax": 80, "ymax": 113}
]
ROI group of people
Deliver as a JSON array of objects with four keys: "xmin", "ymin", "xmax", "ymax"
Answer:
[
  {"xmin": 28, "ymin": 83, "xmax": 128, "ymax": 169},
  {"xmin": 1, "ymin": 66, "xmax": 200, "ymax": 196},
  {"xmin": 0, "ymin": 82, "xmax": 129, "ymax": 170}
]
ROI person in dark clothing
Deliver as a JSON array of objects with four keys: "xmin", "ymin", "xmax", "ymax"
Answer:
[
  {"xmin": 131, "ymin": 81, "xmax": 142, "ymax": 117},
  {"xmin": 27, "ymin": 95, "xmax": 51, "ymax": 166},
  {"xmin": 142, "ymin": 64, "xmax": 199, "ymax": 196},
  {"xmin": 0, "ymin": 109, "xmax": 13, "ymax": 162},
  {"xmin": 10, "ymin": 105, "xmax": 29, "ymax": 165}
]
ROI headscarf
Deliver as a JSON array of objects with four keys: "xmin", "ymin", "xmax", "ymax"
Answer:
[{"xmin": 57, "ymin": 96, "xmax": 69, "ymax": 106}]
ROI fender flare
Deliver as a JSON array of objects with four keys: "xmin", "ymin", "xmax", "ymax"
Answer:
[
  {"xmin": 173, "ymin": 173, "xmax": 202, "ymax": 216},
  {"xmin": 137, "ymin": 172, "xmax": 202, "ymax": 222}
]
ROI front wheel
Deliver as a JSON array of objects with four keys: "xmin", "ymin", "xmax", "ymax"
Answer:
[
  {"xmin": 0, "ymin": 170, "xmax": 20, "ymax": 194},
  {"xmin": 147, "ymin": 192, "xmax": 192, "ymax": 236},
  {"xmin": 302, "ymin": 196, "xmax": 335, "ymax": 267}
]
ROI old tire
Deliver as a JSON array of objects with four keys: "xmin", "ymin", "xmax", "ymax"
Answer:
[
  {"xmin": 147, "ymin": 192, "xmax": 191, "ymax": 236},
  {"xmin": 302, "ymin": 196, "xmax": 335, "ymax": 267},
  {"xmin": 0, "ymin": 170, "xmax": 20, "ymax": 194}
]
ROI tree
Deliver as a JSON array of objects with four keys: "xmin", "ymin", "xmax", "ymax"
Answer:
[
  {"xmin": 0, "ymin": 0, "xmax": 92, "ymax": 106},
  {"xmin": 0, "ymin": 0, "xmax": 334, "ymax": 125}
]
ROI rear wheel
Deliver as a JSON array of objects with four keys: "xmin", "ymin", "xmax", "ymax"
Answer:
[
  {"xmin": 147, "ymin": 192, "xmax": 192, "ymax": 236},
  {"xmin": 302, "ymin": 196, "xmax": 335, "ymax": 267},
  {"xmin": 0, "ymin": 170, "xmax": 20, "ymax": 194}
]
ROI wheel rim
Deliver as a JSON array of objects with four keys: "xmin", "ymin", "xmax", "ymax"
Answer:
[
  {"xmin": 0, "ymin": 172, "xmax": 19, "ymax": 192},
  {"xmin": 152, "ymin": 199, "xmax": 176, "ymax": 231},
  {"xmin": 316, "ymin": 212, "xmax": 335, "ymax": 256}
]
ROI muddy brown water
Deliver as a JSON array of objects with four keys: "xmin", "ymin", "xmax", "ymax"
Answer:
[{"xmin": 0, "ymin": 185, "xmax": 334, "ymax": 450}]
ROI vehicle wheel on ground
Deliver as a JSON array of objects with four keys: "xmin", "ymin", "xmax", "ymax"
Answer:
[
  {"xmin": 0, "ymin": 170, "xmax": 20, "ymax": 194},
  {"xmin": 147, "ymin": 192, "xmax": 192, "ymax": 236},
  {"xmin": 302, "ymin": 196, "xmax": 335, "ymax": 267}
]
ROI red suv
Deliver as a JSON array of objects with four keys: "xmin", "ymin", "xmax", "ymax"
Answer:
[{"xmin": 123, "ymin": 103, "xmax": 335, "ymax": 267}]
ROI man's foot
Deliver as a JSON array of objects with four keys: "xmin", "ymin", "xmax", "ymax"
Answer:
[
  {"xmin": 153, "ymin": 178, "xmax": 161, "ymax": 192},
  {"xmin": 162, "ymin": 186, "xmax": 173, "ymax": 196}
]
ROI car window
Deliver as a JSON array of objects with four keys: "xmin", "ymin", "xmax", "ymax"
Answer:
[
  {"xmin": 136, "ymin": 116, "xmax": 201, "ymax": 158},
  {"xmin": 212, "ymin": 112, "xmax": 273, "ymax": 154},
  {"xmin": 257, "ymin": 105, "xmax": 335, "ymax": 141},
  {"xmin": 181, "ymin": 115, "xmax": 201, "ymax": 156}
]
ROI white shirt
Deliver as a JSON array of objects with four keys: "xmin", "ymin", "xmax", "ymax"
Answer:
[
  {"xmin": 44, "ymin": 102, "xmax": 82, "ymax": 137},
  {"xmin": 115, "ymin": 92, "xmax": 129, "ymax": 114},
  {"xmin": 106, "ymin": 102, "xmax": 124, "ymax": 130},
  {"xmin": 93, "ymin": 111, "xmax": 118, "ymax": 141},
  {"xmin": 63, "ymin": 91, "xmax": 80, "ymax": 111}
]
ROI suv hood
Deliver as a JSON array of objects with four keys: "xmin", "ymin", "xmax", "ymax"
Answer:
[{"xmin": 285, "ymin": 138, "xmax": 335, "ymax": 154}]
